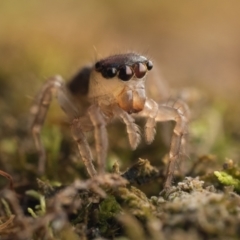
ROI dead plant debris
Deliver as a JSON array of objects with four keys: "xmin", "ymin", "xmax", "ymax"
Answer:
[{"xmin": 1, "ymin": 157, "xmax": 240, "ymax": 239}]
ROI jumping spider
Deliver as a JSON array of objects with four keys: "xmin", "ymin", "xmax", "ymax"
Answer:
[{"xmin": 30, "ymin": 52, "xmax": 188, "ymax": 189}]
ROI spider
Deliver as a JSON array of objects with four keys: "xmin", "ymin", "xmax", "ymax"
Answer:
[{"xmin": 30, "ymin": 52, "xmax": 188, "ymax": 189}]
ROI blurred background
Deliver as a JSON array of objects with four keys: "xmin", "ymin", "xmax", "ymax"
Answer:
[{"xmin": 0, "ymin": 0, "xmax": 240, "ymax": 186}]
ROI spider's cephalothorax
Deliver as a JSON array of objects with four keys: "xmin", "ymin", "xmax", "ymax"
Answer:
[
  {"xmin": 30, "ymin": 52, "xmax": 188, "ymax": 190},
  {"xmin": 92, "ymin": 53, "xmax": 153, "ymax": 113}
]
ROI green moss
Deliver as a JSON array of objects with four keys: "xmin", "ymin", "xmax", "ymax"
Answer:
[
  {"xmin": 214, "ymin": 171, "xmax": 240, "ymax": 192},
  {"xmin": 98, "ymin": 195, "xmax": 122, "ymax": 233},
  {"xmin": 114, "ymin": 186, "xmax": 155, "ymax": 220},
  {"xmin": 25, "ymin": 189, "xmax": 46, "ymax": 216}
]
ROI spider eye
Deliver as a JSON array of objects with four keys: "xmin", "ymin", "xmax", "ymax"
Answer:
[
  {"xmin": 134, "ymin": 62, "xmax": 147, "ymax": 78},
  {"xmin": 95, "ymin": 61, "xmax": 102, "ymax": 71},
  {"xmin": 101, "ymin": 67, "xmax": 117, "ymax": 79},
  {"xmin": 118, "ymin": 65, "xmax": 133, "ymax": 81},
  {"xmin": 146, "ymin": 60, "xmax": 153, "ymax": 70},
  {"xmin": 107, "ymin": 67, "xmax": 117, "ymax": 78}
]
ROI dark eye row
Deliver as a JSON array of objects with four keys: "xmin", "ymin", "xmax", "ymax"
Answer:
[{"xmin": 96, "ymin": 61, "xmax": 153, "ymax": 81}]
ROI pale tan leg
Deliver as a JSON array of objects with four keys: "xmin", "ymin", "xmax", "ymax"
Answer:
[
  {"xmin": 88, "ymin": 105, "xmax": 108, "ymax": 174},
  {"xmin": 30, "ymin": 75, "xmax": 99, "ymax": 177},
  {"xmin": 139, "ymin": 99, "xmax": 188, "ymax": 189},
  {"xmin": 30, "ymin": 75, "xmax": 80, "ymax": 174},
  {"xmin": 71, "ymin": 119, "xmax": 97, "ymax": 177},
  {"xmin": 113, "ymin": 105, "xmax": 141, "ymax": 150},
  {"xmin": 30, "ymin": 75, "xmax": 64, "ymax": 174},
  {"xmin": 162, "ymin": 98, "xmax": 190, "ymax": 157},
  {"xmin": 144, "ymin": 99, "xmax": 158, "ymax": 144}
]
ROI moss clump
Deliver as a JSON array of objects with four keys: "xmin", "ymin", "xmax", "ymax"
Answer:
[
  {"xmin": 214, "ymin": 171, "xmax": 240, "ymax": 192},
  {"xmin": 121, "ymin": 158, "xmax": 159, "ymax": 185},
  {"xmin": 98, "ymin": 195, "xmax": 122, "ymax": 234}
]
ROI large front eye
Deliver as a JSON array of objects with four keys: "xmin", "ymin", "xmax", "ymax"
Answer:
[
  {"xmin": 118, "ymin": 65, "xmax": 133, "ymax": 81},
  {"xmin": 134, "ymin": 62, "xmax": 147, "ymax": 78},
  {"xmin": 101, "ymin": 67, "xmax": 117, "ymax": 78}
]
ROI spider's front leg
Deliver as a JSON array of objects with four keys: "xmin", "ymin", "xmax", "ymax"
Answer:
[
  {"xmin": 139, "ymin": 99, "xmax": 188, "ymax": 189},
  {"xmin": 88, "ymin": 105, "xmax": 108, "ymax": 174},
  {"xmin": 112, "ymin": 105, "xmax": 141, "ymax": 150},
  {"xmin": 30, "ymin": 75, "xmax": 65, "ymax": 174},
  {"xmin": 30, "ymin": 75, "xmax": 97, "ymax": 177},
  {"xmin": 71, "ymin": 118, "xmax": 97, "ymax": 177}
]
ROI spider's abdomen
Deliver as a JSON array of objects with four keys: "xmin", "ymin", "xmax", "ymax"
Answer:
[{"xmin": 67, "ymin": 66, "xmax": 92, "ymax": 96}]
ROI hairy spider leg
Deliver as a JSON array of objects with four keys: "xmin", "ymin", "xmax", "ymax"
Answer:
[
  {"xmin": 30, "ymin": 75, "xmax": 97, "ymax": 177},
  {"xmin": 88, "ymin": 105, "xmax": 108, "ymax": 174},
  {"xmin": 138, "ymin": 99, "xmax": 188, "ymax": 189}
]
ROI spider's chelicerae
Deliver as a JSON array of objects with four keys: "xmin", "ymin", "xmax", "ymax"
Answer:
[{"xmin": 30, "ymin": 52, "xmax": 188, "ymax": 189}]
